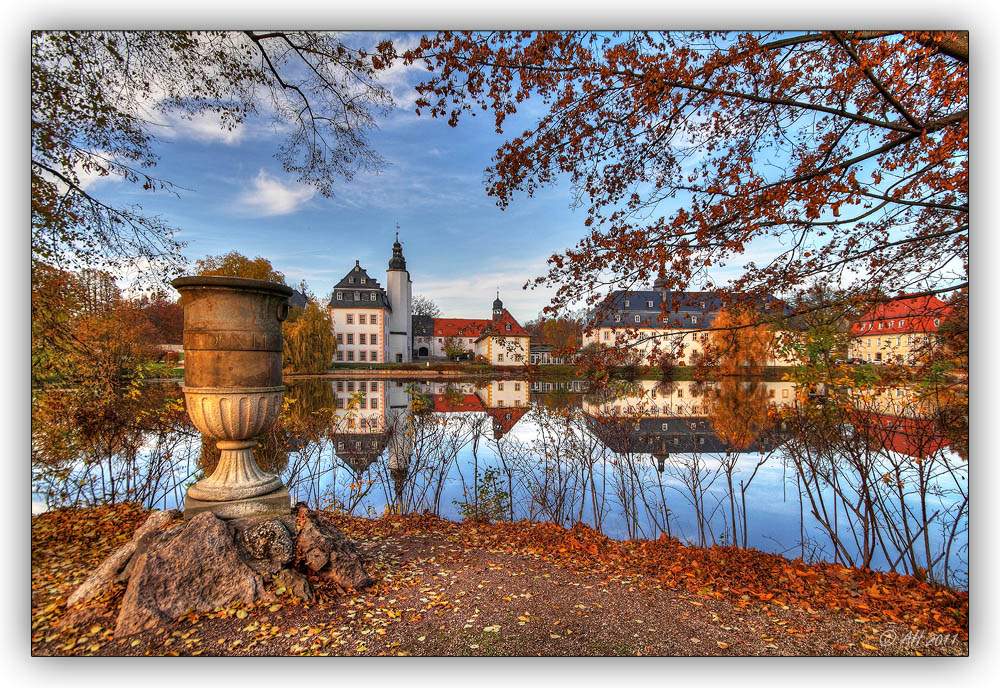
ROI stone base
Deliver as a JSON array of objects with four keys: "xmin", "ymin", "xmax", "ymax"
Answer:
[{"xmin": 184, "ymin": 488, "xmax": 291, "ymax": 520}]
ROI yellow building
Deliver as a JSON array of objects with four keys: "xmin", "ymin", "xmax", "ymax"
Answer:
[{"xmin": 848, "ymin": 295, "xmax": 950, "ymax": 364}]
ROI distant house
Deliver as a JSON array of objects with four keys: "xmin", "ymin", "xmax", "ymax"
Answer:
[
  {"xmin": 412, "ymin": 293, "xmax": 530, "ymax": 366},
  {"xmin": 529, "ymin": 343, "xmax": 574, "ymax": 365},
  {"xmin": 848, "ymin": 294, "xmax": 951, "ymax": 364},
  {"xmin": 581, "ymin": 278, "xmax": 791, "ymax": 365}
]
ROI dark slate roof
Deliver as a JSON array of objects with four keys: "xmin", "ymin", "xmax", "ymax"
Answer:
[
  {"xmin": 413, "ymin": 314, "xmax": 434, "ymax": 337},
  {"xmin": 332, "ymin": 431, "xmax": 389, "ymax": 473},
  {"xmin": 586, "ymin": 290, "xmax": 786, "ymax": 330},
  {"xmin": 289, "ymin": 289, "xmax": 308, "ymax": 309},
  {"xmin": 328, "ymin": 262, "xmax": 392, "ymax": 310}
]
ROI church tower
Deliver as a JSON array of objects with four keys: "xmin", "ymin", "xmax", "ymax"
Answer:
[{"xmin": 386, "ymin": 232, "xmax": 412, "ymax": 362}]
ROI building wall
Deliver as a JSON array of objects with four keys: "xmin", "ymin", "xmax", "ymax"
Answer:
[
  {"xmin": 477, "ymin": 379, "xmax": 530, "ymax": 408},
  {"xmin": 581, "ymin": 379, "xmax": 797, "ymax": 417},
  {"xmin": 582, "ymin": 326, "xmax": 795, "ymax": 366},
  {"xmin": 386, "ymin": 268, "xmax": 412, "ymax": 363},
  {"xmin": 329, "ymin": 307, "xmax": 389, "ymax": 363},
  {"xmin": 330, "ymin": 379, "xmax": 387, "ymax": 431},
  {"xmin": 848, "ymin": 332, "xmax": 938, "ymax": 363},
  {"xmin": 475, "ymin": 335, "xmax": 529, "ymax": 365}
]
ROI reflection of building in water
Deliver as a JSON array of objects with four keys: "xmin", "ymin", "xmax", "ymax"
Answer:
[
  {"xmin": 582, "ymin": 282, "xmax": 793, "ymax": 365},
  {"xmin": 582, "ymin": 380, "xmax": 796, "ymax": 417},
  {"xmin": 530, "ymin": 380, "xmax": 588, "ymax": 393},
  {"xmin": 857, "ymin": 414, "xmax": 950, "ymax": 460},
  {"xmin": 582, "ymin": 380, "xmax": 795, "ymax": 469},
  {"xmin": 330, "ymin": 379, "xmax": 390, "ymax": 475}
]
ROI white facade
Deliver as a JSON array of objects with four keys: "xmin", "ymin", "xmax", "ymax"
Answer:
[
  {"xmin": 386, "ymin": 268, "xmax": 412, "ymax": 363},
  {"xmin": 331, "ymin": 308, "xmax": 389, "ymax": 363}
]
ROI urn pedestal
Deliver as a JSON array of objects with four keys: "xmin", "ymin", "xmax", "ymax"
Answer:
[{"xmin": 172, "ymin": 276, "xmax": 294, "ymax": 520}]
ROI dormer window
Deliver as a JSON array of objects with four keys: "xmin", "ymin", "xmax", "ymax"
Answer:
[
  {"xmin": 505, "ymin": 324, "xmax": 511, "ymax": 331},
  {"xmin": 624, "ymin": 300, "xmax": 630, "ymax": 308},
  {"xmin": 354, "ymin": 291, "xmax": 360, "ymax": 300},
  {"xmin": 634, "ymin": 315, "xmax": 640, "ymax": 323},
  {"xmin": 349, "ymin": 277, "xmax": 355, "ymax": 283},
  {"xmin": 691, "ymin": 315, "xmax": 698, "ymax": 324},
  {"xmin": 614, "ymin": 314, "xmax": 621, "ymax": 322},
  {"xmin": 701, "ymin": 301, "xmax": 706, "ymax": 309},
  {"xmin": 361, "ymin": 277, "xmax": 367, "ymax": 284},
  {"xmin": 899, "ymin": 319, "xmax": 905, "ymax": 327},
  {"xmin": 647, "ymin": 300, "xmax": 654, "ymax": 308},
  {"xmin": 371, "ymin": 293, "xmax": 377, "ymax": 301},
  {"xmin": 336, "ymin": 292, "xmax": 343, "ymax": 300}
]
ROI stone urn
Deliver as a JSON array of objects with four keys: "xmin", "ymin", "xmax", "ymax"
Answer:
[{"xmin": 172, "ymin": 275, "xmax": 294, "ymax": 519}]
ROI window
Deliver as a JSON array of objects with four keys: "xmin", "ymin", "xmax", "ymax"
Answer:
[
  {"xmin": 469, "ymin": 338, "xmax": 474, "ymax": 344},
  {"xmin": 354, "ymin": 292, "xmax": 360, "ymax": 300},
  {"xmin": 896, "ymin": 337, "xmax": 901, "ymax": 346},
  {"xmin": 514, "ymin": 383, "xmax": 520, "ymax": 391},
  {"xmin": 346, "ymin": 314, "xmax": 354, "ymax": 324},
  {"xmin": 647, "ymin": 300, "xmax": 654, "ymax": 308},
  {"xmin": 336, "ymin": 397, "xmax": 344, "ymax": 408},
  {"xmin": 498, "ymin": 382, "xmax": 504, "ymax": 390},
  {"xmin": 515, "ymin": 399, "xmax": 521, "ymax": 407},
  {"xmin": 371, "ymin": 350, "xmax": 378, "ymax": 362},
  {"xmin": 497, "ymin": 353, "xmax": 504, "ymax": 362},
  {"xmin": 934, "ymin": 318, "xmax": 940, "ymax": 326},
  {"xmin": 370, "ymin": 334, "xmax": 377, "ymax": 346},
  {"xmin": 371, "ymin": 314, "xmax": 377, "ymax": 325},
  {"xmin": 634, "ymin": 315, "xmax": 641, "ymax": 323},
  {"xmin": 358, "ymin": 381, "xmax": 366, "ymax": 392},
  {"xmin": 604, "ymin": 331, "xmax": 609, "ymax": 340},
  {"xmin": 677, "ymin": 387, "xmax": 683, "ymax": 398},
  {"xmin": 336, "ymin": 292, "xmax": 343, "ymax": 300},
  {"xmin": 769, "ymin": 388, "xmax": 775, "ymax": 398},
  {"xmin": 371, "ymin": 398, "xmax": 378, "ymax": 409},
  {"xmin": 438, "ymin": 338, "xmax": 442, "ymax": 343},
  {"xmin": 359, "ymin": 351, "xmax": 366, "ymax": 361},
  {"xmin": 900, "ymin": 319, "xmax": 905, "ymax": 327},
  {"xmin": 661, "ymin": 422, "xmax": 669, "ymax": 431},
  {"xmin": 336, "ymin": 351, "xmax": 343, "ymax": 361},
  {"xmin": 624, "ymin": 300, "xmax": 630, "ymax": 308},
  {"xmin": 782, "ymin": 389, "xmax": 789, "ymax": 398},
  {"xmin": 347, "ymin": 381, "xmax": 354, "ymax": 392},
  {"xmin": 336, "ymin": 333, "xmax": 343, "ymax": 344},
  {"xmin": 361, "ymin": 277, "xmax": 367, "ymax": 284},
  {"xmin": 347, "ymin": 334, "xmax": 354, "ymax": 345},
  {"xmin": 370, "ymin": 382, "xmax": 378, "ymax": 392},
  {"xmin": 691, "ymin": 315, "xmax": 698, "ymax": 324},
  {"xmin": 878, "ymin": 322, "xmax": 883, "ymax": 330},
  {"xmin": 359, "ymin": 314, "xmax": 366, "ymax": 325},
  {"xmin": 349, "ymin": 277, "xmax": 355, "ymax": 284},
  {"xmin": 360, "ymin": 333, "xmax": 367, "ymax": 345},
  {"xmin": 346, "ymin": 351, "xmax": 354, "ymax": 361},
  {"xmin": 701, "ymin": 301, "xmax": 706, "ymax": 309},
  {"xmin": 498, "ymin": 399, "xmax": 504, "ymax": 408},
  {"xmin": 614, "ymin": 314, "xmax": 621, "ymax": 322}
]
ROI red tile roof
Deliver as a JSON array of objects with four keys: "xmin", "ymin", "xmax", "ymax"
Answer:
[
  {"xmin": 850, "ymin": 295, "xmax": 951, "ymax": 336},
  {"xmin": 486, "ymin": 406, "xmax": 530, "ymax": 439},
  {"xmin": 433, "ymin": 393, "xmax": 485, "ymax": 413},
  {"xmin": 477, "ymin": 309, "xmax": 529, "ymax": 339},
  {"xmin": 859, "ymin": 413, "xmax": 950, "ymax": 459},
  {"xmin": 431, "ymin": 318, "xmax": 491, "ymax": 338}
]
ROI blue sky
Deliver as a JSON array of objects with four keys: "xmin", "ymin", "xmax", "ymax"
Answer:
[{"xmin": 82, "ymin": 31, "xmax": 595, "ymax": 323}]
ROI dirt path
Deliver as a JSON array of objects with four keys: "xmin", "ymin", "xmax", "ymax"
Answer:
[{"xmin": 31, "ymin": 507, "xmax": 968, "ymax": 657}]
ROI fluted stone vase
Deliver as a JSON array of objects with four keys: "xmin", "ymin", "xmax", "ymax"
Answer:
[{"xmin": 172, "ymin": 276, "xmax": 294, "ymax": 519}]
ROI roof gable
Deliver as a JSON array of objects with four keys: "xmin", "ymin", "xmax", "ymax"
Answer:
[{"xmin": 477, "ymin": 309, "xmax": 529, "ymax": 339}]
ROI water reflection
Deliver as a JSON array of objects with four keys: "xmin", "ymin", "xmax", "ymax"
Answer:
[{"xmin": 30, "ymin": 374, "xmax": 967, "ymax": 588}]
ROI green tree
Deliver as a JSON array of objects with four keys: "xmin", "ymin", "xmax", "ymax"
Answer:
[{"xmin": 443, "ymin": 336, "xmax": 466, "ymax": 361}]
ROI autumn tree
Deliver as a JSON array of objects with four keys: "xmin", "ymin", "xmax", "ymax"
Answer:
[
  {"xmin": 402, "ymin": 31, "xmax": 968, "ymax": 327},
  {"xmin": 698, "ymin": 307, "xmax": 778, "ymax": 376},
  {"xmin": 194, "ymin": 251, "xmax": 287, "ymax": 284},
  {"xmin": 412, "ymin": 294, "xmax": 443, "ymax": 318},
  {"xmin": 32, "ymin": 31, "xmax": 395, "ymax": 284},
  {"xmin": 283, "ymin": 300, "xmax": 336, "ymax": 374},
  {"xmin": 443, "ymin": 336, "xmax": 467, "ymax": 361}
]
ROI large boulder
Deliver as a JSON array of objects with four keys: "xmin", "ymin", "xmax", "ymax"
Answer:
[
  {"xmin": 66, "ymin": 509, "xmax": 181, "ymax": 608},
  {"xmin": 115, "ymin": 512, "xmax": 264, "ymax": 637},
  {"xmin": 293, "ymin": 503, "xmax": 372, "ymax": 590}
]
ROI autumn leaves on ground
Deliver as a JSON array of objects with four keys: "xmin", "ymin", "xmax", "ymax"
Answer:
[{"xmin": 31, "ymin": 504, "xmax": 967, "ymax": 657}]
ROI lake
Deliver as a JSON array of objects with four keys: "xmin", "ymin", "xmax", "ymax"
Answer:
[{"xmin": 30, "ymin": 375, "xmax": 968, "ymax": 589}]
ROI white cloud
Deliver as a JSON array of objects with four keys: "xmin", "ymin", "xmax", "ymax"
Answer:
[
  {"xmin": 157, "ymin": 110, "xmax": 246, "ymax": 145},
  {"xmin": 235, "ymin": 169, "xmax": 316, "ymax": 217}
]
